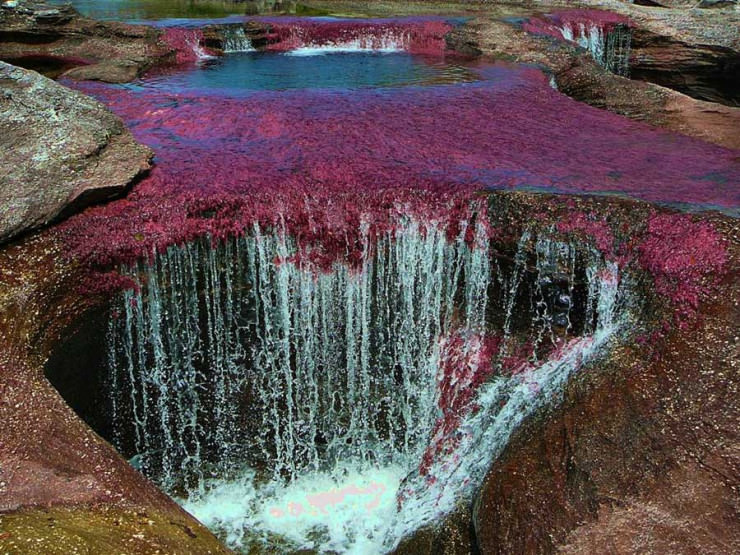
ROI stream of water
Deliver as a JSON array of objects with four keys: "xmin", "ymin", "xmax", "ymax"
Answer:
[{"xmin": 44, "ymin": 5, "xmax": 737, "ymax": 553}]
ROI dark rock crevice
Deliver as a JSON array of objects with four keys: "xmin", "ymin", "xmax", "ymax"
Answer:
[
  {"xmin": 629, "ymin": 28, "xmax": 740, "ymax": 107},
  {"xmin": 471, "ymin": 244, "xmax": 739, "ymax": 553}
]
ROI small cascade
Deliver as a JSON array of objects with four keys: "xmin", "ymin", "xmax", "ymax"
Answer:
[
  {"xmin": 222, "ymin": 27, "xmax": 255, "ymax": 53},
  {"xmin": 560, "ymin": 22, "xmax": 631, "ymax": 76},
  {"xmin": 263, "ymin": 19, "xmax": 450, "ymax": 56},
  {"xmin": 105, "ymin": 213, "xmax": 627, "ymax": 553},
  {"xmin": 162, "ymin": 28, "xmax": 215, "ymax": 63},
  {"xmin": 523, "ymin": 11, "xmax": 632, "ymax": 76},
  {"xmin": 604, "ymin": 24, "xmax": 632, "ymax": 76}
]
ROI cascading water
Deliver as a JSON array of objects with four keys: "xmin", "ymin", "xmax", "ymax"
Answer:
[
  {"xmin": 559, "ymin": 22, "xmax": 631, "ymax": 76},
  {"xmin": 162, "ymin": 28, "xmax": 215, "ymax": 63},
  {"xmin": 262, "ymin": 19, "xmax": 451, "ymax": 56},
  {"xmin": 105, "ymin": 212, "xmax": 626, "ymax": 553},
  {"xmin": 523, "ymin": 11, "xmax": 632, "ymax": 77},
  {"xmin": 284, "ymin": 33, "xmax": 408, "ymax": 56},
  {"xmin": 222, "ymin": 28, "xmax": 256, "ymax": 53}
]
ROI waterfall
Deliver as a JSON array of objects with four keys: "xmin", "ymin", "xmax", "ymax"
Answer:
[
  {"xmin": 222, "ymin": 27, "xmax": 255, "ymax": 53},
  {"xmin": 106, "ymin": 214, "xmax": 626, "ymax": 552},
  {"xmin": 282, "ymin": 32, "xmax": 409, "ymax": 56},
  {"xmin": 162, "ymin": 28, "xmax": 215, "ymax": 63},
  {"xmin": 559, "ymin": 22, "xmax": 631, "ymax": 76},
  {"xmin": 264, "ymin": 19, "xmax": 450, "ymax": 56}
]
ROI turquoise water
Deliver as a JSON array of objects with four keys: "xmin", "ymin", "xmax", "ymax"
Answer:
[{"xmin": 136, "ymin": 51, "xmax": 479, "ymax": 93}]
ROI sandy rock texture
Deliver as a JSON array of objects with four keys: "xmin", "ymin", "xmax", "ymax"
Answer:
[{"xmin": 0, "ymin": 62, "xmax": 152, "ymax": 244}]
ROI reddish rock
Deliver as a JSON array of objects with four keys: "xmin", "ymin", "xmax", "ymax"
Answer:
[
  {"xmin": 0, "ymin": 0, "xmax": 174, "ymax": 82},
  {"xmin": 0, "ymin": 232, "xmax": 228, "ymax": 553},
  {"xmin": 473, "ymin": 213, "xmax": 738, "ymax": 553}
]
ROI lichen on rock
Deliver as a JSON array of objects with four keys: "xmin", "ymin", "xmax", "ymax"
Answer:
[{"xmin": 0, "ymin": 61, "xmax": 152, "ymax": 244}]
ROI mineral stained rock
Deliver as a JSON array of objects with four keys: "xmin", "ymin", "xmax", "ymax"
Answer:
[{"xmin": 0, "ymin": 61, "xmax": 152, "ymax": 244}]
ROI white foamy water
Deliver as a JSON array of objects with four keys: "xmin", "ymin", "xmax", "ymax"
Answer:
[
  {"xmin": 183, "ymin": 464, "xmax": 405, "ymax": 553},
  {"xmin": 284, "ymin": 39, "xmax": 405, "ymax": 57}
]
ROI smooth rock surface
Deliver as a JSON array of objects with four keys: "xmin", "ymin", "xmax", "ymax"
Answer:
[{"xmin": 0, "ymin": 61, "xmax": 152, "ymax": 243}]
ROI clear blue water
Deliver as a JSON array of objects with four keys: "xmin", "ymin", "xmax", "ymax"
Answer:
[{"xmin": 135, "ymin": 51, "xmax": 479, "ymax": 93}]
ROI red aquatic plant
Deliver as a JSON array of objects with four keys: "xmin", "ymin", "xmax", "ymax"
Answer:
[
  {"xmin": 257, "ymin": 18, "xmax": 451, "ymax": 55},
  {"xmin": 162, "ymin": 28, "xmax": 214, "ymax": 63},
  {"xmin": 56, "ymin": 24, "xmax": 738, "ymax": 291},
  {"xmin": 557, "ymin": 211, "xmax": 614, "ymax": 254},
  {"xmin": 419, "ymin": 331, "xmax": 499, "ymax": 477},
  {"xmin": 638, "ymin": 213, "xmax": 727, "ymax": 325}
]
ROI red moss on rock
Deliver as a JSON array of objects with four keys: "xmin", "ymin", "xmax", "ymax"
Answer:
[
  {"xmin": 638, "ymin": 213, "xmax": 727, "ymax": 325},
  {"xmin": 419, "ymin": 331, "xmax": 499, "ymax": 477},
  {"xmin": 161, "ymin": 28, "xmax": 214, "ymax": 63},
  {"xmin": 56, "ymin": 40, "xmax": 737, "ymax": 290},
  {"xmin": 557, "ymin": 211, "xmax": 615, "ymax": 254}
]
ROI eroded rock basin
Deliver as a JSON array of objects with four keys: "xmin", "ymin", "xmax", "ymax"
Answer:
[{"xmin": 47, "ymin": 204, "xmax": 629, "ymax": 552}]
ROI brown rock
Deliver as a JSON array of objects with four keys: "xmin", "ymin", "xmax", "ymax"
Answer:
[
  {"xmin": 473, "ymin": 221, "xmax": 739, "ymax": 553},
  {"xmin": 0, "ymin": 61, "xmax": 152, "ymax": 244},
  {"xmin": 0, "ymin": 0, "xmax": 174, "ymax": 82},
  {"xmin": 629, "ymin": 26, "xmax": 740, "ymax": 106},
  {"xmin": 61, "ymin": 58, "xmax": 142, "ymax": 83},
  {"xmin": 393, "ymin": 504, "xmax": 475, "ymax": 555}
]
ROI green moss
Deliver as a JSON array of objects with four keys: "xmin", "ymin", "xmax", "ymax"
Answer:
[{"xmin": 0, "ymin": 506, "xmax": 229, "ymax": 554}]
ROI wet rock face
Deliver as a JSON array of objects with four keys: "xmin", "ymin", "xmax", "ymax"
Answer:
[
  {"xmin": 472, "ymin": 222, "xmax": 738, "ymax": 553},
  {"xmin": 630, "ymin": 27, "xmax": 740, "ymax": 106},
  {"xmin": 0, "ymin": 62, "xmax": 152, "ymax": 243}
]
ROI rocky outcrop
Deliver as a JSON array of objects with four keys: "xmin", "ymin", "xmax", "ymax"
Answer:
[
  {"xmin": 629, "ymin": 27, "xmax": 740, "ymax": 106},
  {"xmin": 0, "ymin": 61, "xmax": 152, "ymax": 244},
  {"xmin": 472, "ymin": 212, "xmax": 738, "ymax": 553},
  {"xmin": 457, "ymin": 9, "xmax": 740, "ymax": 150},
  {"xmin": 0, "ymin": 230, "xmax": 229, "ymax": 553},
  {"xmin": 0, "ymin": 0, "xmax": 173, "ymax": 82}
]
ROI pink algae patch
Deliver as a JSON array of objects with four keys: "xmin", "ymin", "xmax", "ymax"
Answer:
[
  {"xmin": 638, "ymin": 213, "xmax": 728, "ymax": 325},
  {"xmin": 161, "ymin": 28, "xmax": 214, "ymax": 63},
  {"xmin": 57, "ymin": 44, "xmax": 738, "ymax": 287},
  {"xmin": 557, "ymin": 211, "xmax": 615, "ymax": 254},
  {"xmin": 419, "ymin": 331, "xmax": 499, "ymax": 477}
]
